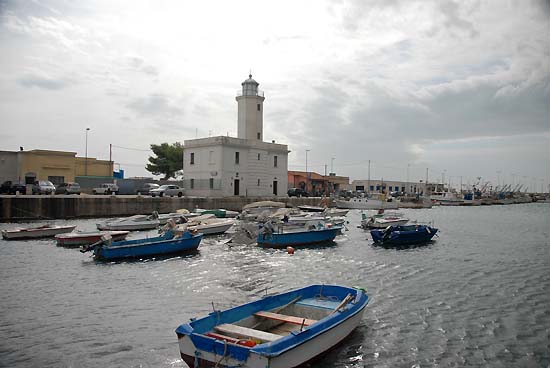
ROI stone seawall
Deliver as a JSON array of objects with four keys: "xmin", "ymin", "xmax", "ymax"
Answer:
[{"xmin": 0, "ymin": 195, "xmax": 330, "ymax": 221}]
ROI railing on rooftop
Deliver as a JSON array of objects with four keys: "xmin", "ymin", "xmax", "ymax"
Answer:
[{"xmin": 236, "ymin": 90, "xmax": 264, "ymax": 97}]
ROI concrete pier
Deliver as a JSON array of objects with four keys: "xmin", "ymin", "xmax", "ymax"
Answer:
[{"xmin": 0, "ymin": 195, "xmax": 330, "ymax": 221}]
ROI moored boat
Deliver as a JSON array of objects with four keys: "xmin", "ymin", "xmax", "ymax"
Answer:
[
  {"xmin": 257, "ymin": 224, "xmax": 341, "ymax": 248},
  {"xmin": 81, "ymin": 230, "xmax": 203, "ymax": 260},
  {"xmin": 360, "ymin": 211, "xmax": 409, "ymax": 229},
  {"xmin": 297, "ymin": 205, "xmax": 325, "ymax": 212},
  {"xmin": 2, "ymin": 225, "xmax": 77, "ymax": 240},
  {"xmin": 371, "ymin": 224, "xmax": 438, "ymax": 246},
  {"xmin": 175, "ymin": 284, "xmax": 369, "ymax": 368},
  {"xmin": 335, "ymin": 194, "xmax": 398, "ymax": 209},
  {"xmin": 174, "ymin": 216, "xmax": 235, "ymax": 236},
  {"xmin": 55, "ymin": 230, "xmax": 129, "ymax": 246},
  {"xmin": 96, "ymin": 214, "xmax": 160, "ymax": 231},
  {"xmin": 194, "ymin": 208, "xmax": 239, "ymax": 218}
]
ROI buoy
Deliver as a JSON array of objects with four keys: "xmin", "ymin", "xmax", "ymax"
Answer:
[{"xmin": 287, "ymin": 246, "xmax": 295, "ymax": 255}]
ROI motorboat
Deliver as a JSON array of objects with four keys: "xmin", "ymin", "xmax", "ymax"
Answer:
[
  {"xmin": 2, "ymin": 224, "xmax": 76, "ymax": 240},
  {"xmin": 174, "ymin": 215, "xmax": 235, "ymax": 236},
  {"xmin": 257, "ymin": 223, "xmax": 342, "ymax": 248},
  {"xmin": 194, "ymin": 208, "xmax": 239, "ymax": 218},
  {"xmin": 80, "ymin": 230, "xmax": 203, "ymax": 260},
  {"xmin": 371, "ymin": 224, "xmax": 438, "ymax": 246},
  {"xmin": 360, "ymin": 211, "xmax": 409, "ymax": 229},
  {"xmin": 176, "ymin": 284, "xmax": 369, "ymax": 368},
  {"xmin": 335, "ymin": 193, "xmax": 398, "ymax": 209}
]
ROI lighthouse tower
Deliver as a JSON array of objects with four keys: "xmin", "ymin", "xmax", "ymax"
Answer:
[{"xmin": 236, "ymin": 74, "xmax": 265, "ymax": 141}]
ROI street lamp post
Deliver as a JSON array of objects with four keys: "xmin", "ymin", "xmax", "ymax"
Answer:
[
  {"xmin": 331, "ymin": 157, "xmax": 335, "ymax": 174},
  {"xmin": 85, "ymin": 127, "xmax": 90, "ymax": 176},
  {"xmin": 305, "ymin": 149, "xmax": 310, "ymax": 193}
]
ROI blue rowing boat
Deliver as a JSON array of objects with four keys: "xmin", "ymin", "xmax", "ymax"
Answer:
[
  {"xmin": 370, "ymin": 224, "xmax": 438, "ymax": 246},
  {"xmin": 176, "ymin": 284, "xmax": 369, "ymax": 368},
  {"xmin": 257, "ymin": 225, "xmax": 342, "ymax": 248},
  {"xmin": 81, "ymin": 230, "xmax": 203, "ymax": 260}
]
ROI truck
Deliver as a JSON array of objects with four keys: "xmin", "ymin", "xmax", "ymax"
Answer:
[{"xmin": 92, "ymin": 183, "xmax": 119, "ymax": 195}]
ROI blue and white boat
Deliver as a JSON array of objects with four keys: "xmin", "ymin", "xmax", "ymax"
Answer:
[
  {"xmin": 370, "ymin": 224, "xmax": 438, "ymax": 246},
  {"xmin": 81, "ymin": 230, "xmax": 203, "ymax": 260},
  {"xmin": 257, "ymin": 225, "xmax": 342, "ymax": 248},
  {"xmin": 176, "ymin": 284, "xmax": 369, "ymax": 368}
]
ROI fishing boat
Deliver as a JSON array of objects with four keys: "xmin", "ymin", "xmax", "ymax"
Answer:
[
  {"xmin": 175, "ymin": 284, "xmax": 369, "ymax": 368},
  {"xmin": 55, "ymin": 230, "xmax": 129, "ymax": 246},
  {"xmin": 2, "ymin": 224, "xmax": 77, "ymax": 240},
  {"xmin": 397, "ymin": 195, "xmax": 433, "ymax": 209},
  {"xmin": 335, "ymin": 193, "xmax": 398, "ymax": 209},
  {"xmin": 257, "ymin": 224, "xmax": 341, "ymax": 248},
  {"xmin": 370, "ymin": 224, "xmax": 438, "ymax": 246},
  {"xmin": 96, "ymin": 214, "xmax": 160, "ymax": 231},
  {"xmin": 360, "ymin": 211, "xmax": 409, "ymax": 229},
  {"xmin": 80, "ymin": 230, "xmax": 203, "ymax": 260}
]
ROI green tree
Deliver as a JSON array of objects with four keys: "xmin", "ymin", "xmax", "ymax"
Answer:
[{"xmin": 146, "ymin": 142, "xmax": 183, "ymax": 179}]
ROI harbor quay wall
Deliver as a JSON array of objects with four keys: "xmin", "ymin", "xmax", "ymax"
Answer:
[{"xmin": 0, "ymin": 195, "xmax": 331, "ymax": 222}]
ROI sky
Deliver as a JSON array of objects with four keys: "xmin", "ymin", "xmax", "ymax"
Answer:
[{"xmin": 0, "ymin": 0, "xmax": 549, "ymax": 192}]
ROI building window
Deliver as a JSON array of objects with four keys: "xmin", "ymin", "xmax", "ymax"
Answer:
[
  {"xmin": 257, "ymin": 104, "xmax": 261, "ymax": 111},
  {"xmin": 190, "ymin": 152, "xmax": 195, "ymax": 165},
  {"xmin": 257, "ymin": 132, "xmax": 261, "ymax": 140},
  {"xmin": 257, "ymin": 179, "xmax": 260, "ymax": 186},
  {"xmin": 274, "ymin": 155, "xmax": 278, "ymax": 167},
  {"xmin": 190, "ymin": 179, "xmax": 194, "ymax": 189},
  {"xmin": 235, "ymin": 152, "xmax": 239, "ymax": 165},
  {"xmin": 209, "ymin": 178, "xmax": 214, "ymax": 189},
  {"xmin": 370, "ymin": 185, "xmax": 374, "ymax": 191},
  {"xmin": 401, "ymin": 186, "xmax": 406, "ymax": 192},
  {"xmin": 257, "ymin": 153, "xmax": 260, "ymax": 160}
]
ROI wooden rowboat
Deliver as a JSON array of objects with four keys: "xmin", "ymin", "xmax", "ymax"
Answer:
[
  {"xmin": 55, "ymin": 230, "xmax": 129, "ymax": 246},
  {"xmin": 176, "ymin": 284, "xmax": 369, "ymax": 368},
  {"xmin": 2, "ymin": 225, "xmax": 77, "ymax": 240}
]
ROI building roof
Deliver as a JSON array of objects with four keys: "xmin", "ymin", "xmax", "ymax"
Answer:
[
  {"xmin": 184, "ymin": 136, "xmax": 288, "ymax": 153},
  {"xmin": 242, "ymin": 74, "xmax": 259, "ymax": 86}
]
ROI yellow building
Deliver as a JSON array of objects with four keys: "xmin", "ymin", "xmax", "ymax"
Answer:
[{"xmin": 0, "ymin": 149, "xmax": 113, "ymax": 185}]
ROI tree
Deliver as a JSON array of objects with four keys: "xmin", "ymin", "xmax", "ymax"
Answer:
[{"xmin": 146, "ymin": 142, "xmax": 183, "ymax": 179}]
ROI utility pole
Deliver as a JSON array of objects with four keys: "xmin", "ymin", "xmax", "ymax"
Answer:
[
  {"xmin": 331, "ymin": 157, "xmax": 335, "ymax": 174},
  {"xmin": 368, "ymin": 160, "xmax": 371, "ymax": 194},
  {"xmin": 406, "ymin": 163, "xmax": 410, "ymax": 195},
  {"xmin": 85, "ymin": 127, "xmax": 90, "ymax": 176},
  {"xmin": 324, "ymin": 164, "xmax": 327, "ymax": 176}
]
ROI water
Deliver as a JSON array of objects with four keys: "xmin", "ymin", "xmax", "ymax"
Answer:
[{"xmin": 1, "ymin": 204, "xmax": 549, "ymax": 367}]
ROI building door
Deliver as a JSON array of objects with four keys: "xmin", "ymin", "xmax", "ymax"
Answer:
[
  {"xmin": 234, "ymin": 179, "xmax": 240, "ymax": 196},
  {"xmin": 273, "ymin": 180, "xmax": 278, "ymax": 195}
]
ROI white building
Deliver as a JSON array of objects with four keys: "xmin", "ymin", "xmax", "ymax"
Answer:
[{"xmin": 183, "ymin": 75, "xmax": 289, "ymax": 197}]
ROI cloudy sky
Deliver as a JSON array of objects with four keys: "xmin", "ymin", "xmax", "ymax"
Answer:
[{"xmin": 1, "ymin": 0, "xmax": 549, "ymax": 191}]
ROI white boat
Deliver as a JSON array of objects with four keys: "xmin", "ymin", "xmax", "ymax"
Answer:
[
  {"xmin": 335, "ymin": 194, "xmax": 398, "ymax": 210},
  {"xmin": 96, "ymin": 214, "xmax": 160, "ymax": 231},
  {"xmin": 240, "ymin": 201, "xmax": 287, "ymax": 221},
  {"xmin": 55, "ymin": 230, "xmax": 129, "ymax": 246},
  {"xmin": 360, "ymin": 211, "xmax": 409, "ymax": 229},
  {"xmin": 157, "ymin": 212, "xmax": 186, "ymax": 225},
  {"xmin": 2, "ymin": 225, "xmax": 77, "ymax": 240},
  {"xmin": 174, "ymin": 215, "xmax": 235, "ymax": 236},
  {"xmin": 323, "ymin": 208, "xmax": 349, "ymax": 217}
]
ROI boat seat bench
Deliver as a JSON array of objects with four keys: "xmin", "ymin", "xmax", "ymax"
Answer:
[
  {"xmin": 214, "ymin": 323, "xmax": 281, "ymax": 343},
  {"xmin": 254, "ymin": 311, "xmax": 317, "ymax": 326}
]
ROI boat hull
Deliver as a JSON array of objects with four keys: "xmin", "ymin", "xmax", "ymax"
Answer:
[
  {"xmin": 186, "ymin": 221, "xmax": 234, "ymax": 235},
  {"xmin": 257, "ymin": 227, "xmax": 341, "ymax": 248},
  {"xmin": 176, "ymin": 285, "xmax": 369, "ymax": 368},
  {"xmin": 371, "ymin": 225, "xmax": 437, "ymax": 246},
  {"xmin": 94, "ymin": 233, "xmax": 203, "ymax": 260}
]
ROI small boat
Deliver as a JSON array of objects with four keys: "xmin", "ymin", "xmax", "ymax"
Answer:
[
  {"xmin": 174, "ymin": 215, "xmax": 235, "ymax": 236},
  {"xmin": 297, "ymin": 205, "xmax": 325, "ymax": 212},
  {"xmin": 194, "ymin": 208, "xmax": 239, "ymax": 218},
  {"xmin": 323, "ymin": 208, "xmax": 349, "ymax": 217},
  {"xmin": 257, "ymin": 224, "xmax": 341, "ymax": 248},
  {"xmin": 81, "ymin": 230, "xmax": 203, "ymax": 260},
  {"xmin": 371, "ymin": 224, "xmax": 438, "ymax": 246},
  {"xmin": 360, "ymin": 210, "xmax": 409, "ymax": 229},
  {"xmin": 55, "ymin": 230, "xmax": 129, "ymax": 246},
  {"xmin": 157, "ymin": 212, "xmax": 186, "ymax": 225},
  {"xmin": 2, "ymin": 225, "xmax": 77, "ymax": 240},
  {"xmin": 240, "ymin": 201, "xmax": 287, "ymax": 221},
  {"xmin": 96, "ymin": 214, "xmax": 160, "ymax": 231},
  {"xmin": 397, "ymin": 195, "xmax": 433, "ymax": 209},
  {"xmin": 175, "ymin": 284, "xmax": 369, "ymax": 368}
]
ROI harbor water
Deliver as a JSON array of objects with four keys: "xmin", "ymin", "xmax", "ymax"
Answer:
[{"xmin": 1, "ymin": 204, "xmax": 549, "ymax": 367}]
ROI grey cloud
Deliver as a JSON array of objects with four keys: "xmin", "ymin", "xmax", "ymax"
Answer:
[
  {"xmin": 17, "ymin": 73, "xmax": 70, "ymax": 90},
  {"xmin": 125, "ymin": 93, "xmax": 183, "ymax": 117}
]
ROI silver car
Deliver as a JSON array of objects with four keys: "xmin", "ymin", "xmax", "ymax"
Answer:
[
  {"xmin": 32, "ymin": 180, "xmax": 56, "ymax": 194},
  {"xmin": 150, "ymin": 184, "xmax": 184, "ymax": 197}
]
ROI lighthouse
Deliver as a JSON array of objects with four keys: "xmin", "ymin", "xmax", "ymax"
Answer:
[{"xmin": 236, "ymin": 74, "xmax": 265, "ymax": 141}]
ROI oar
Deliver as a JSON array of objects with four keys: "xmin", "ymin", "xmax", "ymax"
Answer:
[{"xmin": 329, "ymin": 293, "xmax": 354, "ymax": 315}]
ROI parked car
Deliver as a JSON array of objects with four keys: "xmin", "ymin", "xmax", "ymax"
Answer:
[
  {"xmin": 0, "ymin": 181, "xmax": 26, "ymax": 194},
  {"xmin": 55, "ymin": 182, "xmax": 81, "ymax": 195},
  {"xmin": 150, "ymin": 184, "xmax": 184, "ymax": 197},
  {"xmin": 93, "ymin": 183, "xmax": 119, "ymax": 195},
  {"xmin": 136, "ymin": 183, "xmax": 160, "ymax": 195},
  {"xmin": 32, "ymin": 180, "xmax": 56, "ymax": 195},
  {"xmin": 287, "ymin": 187, "xmax": 309, "ymax": 197}
]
